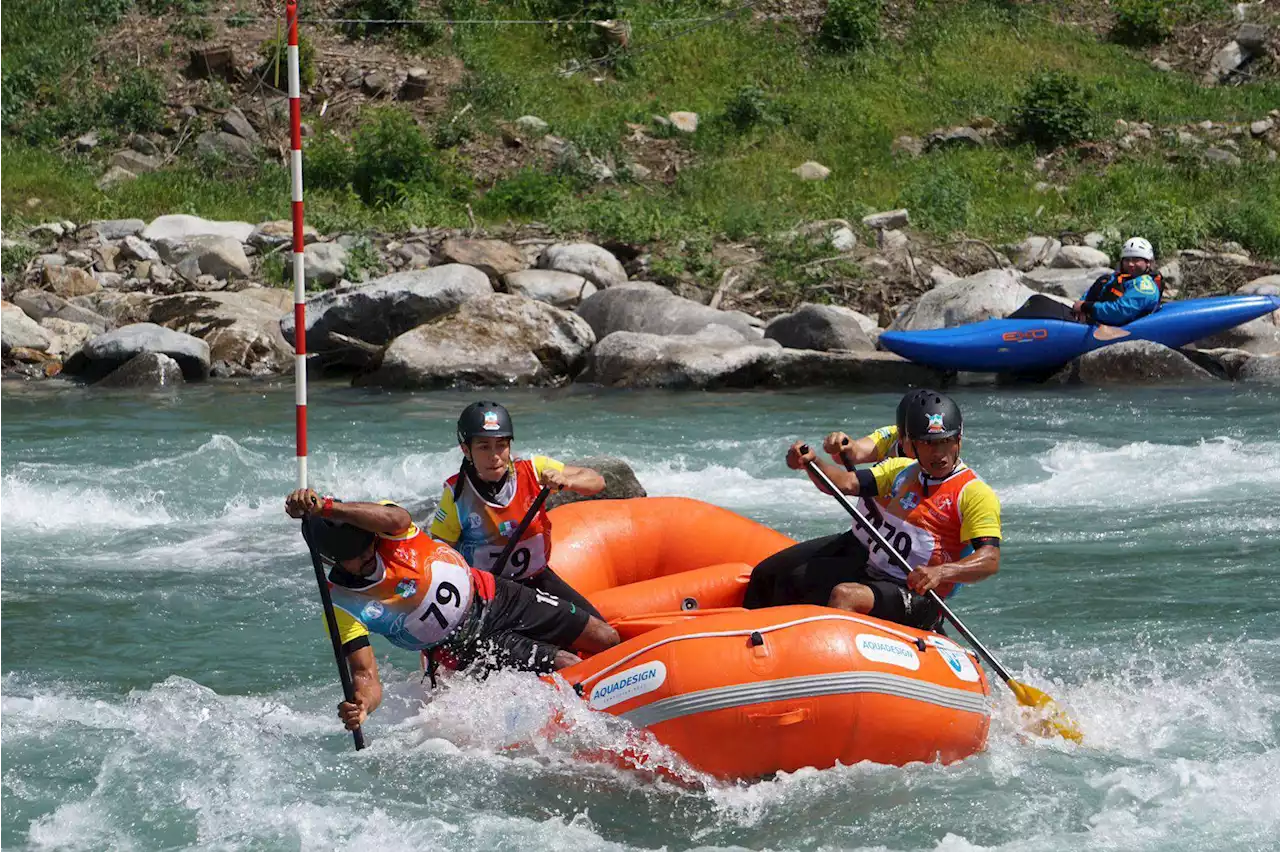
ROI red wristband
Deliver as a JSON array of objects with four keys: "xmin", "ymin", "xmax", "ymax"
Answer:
[{"xmin": 321, "ymin": 496, "xmax": 334, "ymax": 517}]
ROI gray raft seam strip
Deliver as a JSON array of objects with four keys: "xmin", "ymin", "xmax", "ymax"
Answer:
[{"xmin": 619, "ymin": 670, "xmax": 989, "ymax": 729}]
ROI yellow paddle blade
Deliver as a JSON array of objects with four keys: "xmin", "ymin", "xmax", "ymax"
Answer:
[{"xmin": 1009, "ymin": 679, "xmax": 1084, "ymax": 743}]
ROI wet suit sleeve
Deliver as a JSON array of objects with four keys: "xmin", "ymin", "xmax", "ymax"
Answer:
[
  {"xmin": 428, "ymin": 487, "xmax": 462, "ymax": 544},
  {"xmin": 1089, "ymin": 275, "xmax": 1160, "ymax": 326},
  {"xmin": 958, "ymin": 480, "xmax": 1002, "ymax": 543},
  {"xmin": 327, "ymin": 606, "xmax": 371, "ymax": 655},
  {"xmin": 861, "ymin": 425, "xmax": 899, "ymax": 463},
  {"xmin": 860, "ymin": 456, "xmax": 914, "ymax": 496}
]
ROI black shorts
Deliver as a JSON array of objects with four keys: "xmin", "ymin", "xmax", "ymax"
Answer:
[
  {"xmin": 527, "ymin": 567, "xmax": 604, "ymax": 621},
  {"xmin": 744, "ymin": 531, "xmax": 941, "ymax": 630},
  {"xmin": 445, "ymin": 576, "xmax": 590, "ymax": 675}
]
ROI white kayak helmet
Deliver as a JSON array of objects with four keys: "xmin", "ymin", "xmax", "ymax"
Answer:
[{"xmin": 1121, "ymin": 237, "xmax": 1154, "ymax": 261}]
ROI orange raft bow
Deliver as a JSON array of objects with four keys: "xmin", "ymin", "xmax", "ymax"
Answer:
[{"xmin": 546, "ymin": 497, "xmax": 991, "ymax": 780}]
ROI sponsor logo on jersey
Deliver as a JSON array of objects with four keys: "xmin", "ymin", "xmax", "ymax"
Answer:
[
  {"xmin": 361, "ymin": 601, "xmax": 386, "ymax": 621},
  {"xmin": 395, "ymin": 579, "xmax": 417, "ymax": 599},
  {"xmin": 900, "ymin": 492, "xmax": 920, "ymax": 510}
]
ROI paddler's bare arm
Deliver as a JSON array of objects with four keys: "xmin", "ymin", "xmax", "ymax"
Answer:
[
  {"xmin": 284, "ymin": 489, "xmax": 412, "ymax": 535},
  {"xmin": 823, "ymin": 431, "xmax": 879, "ymax": 466},
  {"xmin": 786, "ymin": 441, "xmax": 861, "ymax": 495},
  {"xmin": 539, "ymin": 462, "xmax": 605, "ymax": 495},
  {"xmin": 905, "ymin": 543, "xmax": 1001, "ymax": 595},
  {"xmin": 338, "ymin": 645, "xmax": 383, "ymax": 731}
]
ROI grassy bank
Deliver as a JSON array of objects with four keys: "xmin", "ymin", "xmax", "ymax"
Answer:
[{"xmin": 4, "ymin": 0, "xmax": 1279, "ymax": 266}]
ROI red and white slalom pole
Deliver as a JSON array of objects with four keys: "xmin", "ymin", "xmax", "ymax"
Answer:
[
  {"xmin": 287, "ymin": 0, "xmax": 366, "ymax": 750},
  {"xmin": 288, "ymin": 0, "xmax": 308, "ymax": 490}
]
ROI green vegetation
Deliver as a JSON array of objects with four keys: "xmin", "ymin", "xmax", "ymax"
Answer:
[
  {"xmin": 1111, "ymin": 0, "xmax": 1227, "ymax": 46},
  {"xmin": 259, "ymin": 32, "xmax": 318, "ymax": 90},
  {"xmin": 4, "ymin": 0, "xmax": 1280, "ymax": 262}
]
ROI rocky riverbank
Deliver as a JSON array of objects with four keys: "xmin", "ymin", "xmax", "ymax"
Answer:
[{"xmin": 3, "ymin": 213, "xmax": 1279, "ymax": 389}]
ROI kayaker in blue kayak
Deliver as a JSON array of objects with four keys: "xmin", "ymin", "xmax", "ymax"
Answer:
[{"xmin": 1071, "ymin": 237, "xmax": 1164, "ymax": 325}]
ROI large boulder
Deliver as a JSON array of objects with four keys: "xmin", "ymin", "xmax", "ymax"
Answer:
[
  {"xmin": 538, "ymin": 243, "xmax": 627, "ymax": 288},
  {"xmin": 146, "ymin": 289, "xmax": 295, "ymax": 375},
  {"xmin": 40, "ymin": 318, "xmax": 97, "ymax": 358},
  {"xmin": 504, "ymin": 269, "xmax": 597, "ymax": 308},
  {"xmin": 157, "ymin": 235, "xmax": 252, "ymax": 282},
  {"xmin": 2, "ymin": 302, "xmax": 52, "ymax": 353},
  {"xmin": 545, "ymin": 456, "xmax": 648, "ymax": 510},
  {"xmin": 1076, "ymin": 341, "xmax": 1216, "ymax": 384},
  {"xmin": 891, "ymin": 269, "xmax": 1035, "ymax": 330},
  {"xmin": 1008, "ymin": 236, "xmax": 1062, "ymax": 270},
  {"xmin": 70, "ymin": 291, "xmax": 157, "ymax": 327},
  {"xmin": 1051, "ymin": 246, "xmax": 1111, "ymax": 269},
  {"xmin": 89, "ymin": 219, "xmax": 147, "ymax": 241},
  {"xmin": 64, "ymin": 323, "xmax": 211, "ymax": 381},
  {"xmin": 141, "ymin": 214, "xmax": 255, "ymax": 244},
  {"xmin": 1239, "ymin": 275, "xmax": 1280, "ymax": 297},
  {"xmin": 577, "ymin": 282, "xmax": 762, "ymax": 341},
  {"xmin": 764, "ymin": 303, "xmax": 874, "ymax": 352},
  {"xmin": 439, "ymin": 239, "xmax": 527, "ymax": 280},
  {"xmin": 1237, "ymin": 354, "xmax": 1280, "ymax": 383},
  {"xmin": 11, "ymin": 289, "xmax": 111, "ymax": 333},
  {"xmin": 356, "ymin": 293, "xmax": 595, "ymax": 389},
  {"xmin": 579, "ymin": 326, "xmax": 780, "ymax": 389},
  {"xmin": 1022, "ymin": 267, "xmax": 1112, "ymax": 301},
  {"xmin": 94, "ymin": 352, "xmax": 185, "ymax": 389},
  {"xmin": 280, "ymin": 264, "xmax": 492, "ymax": 351},
  {"xmin": 760, "ymin": 349, "xmax": 942, "ymax": 388}
]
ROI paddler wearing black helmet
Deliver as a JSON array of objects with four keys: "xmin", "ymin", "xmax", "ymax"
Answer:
[
  {"xmin": 744, "ymin": 391, "xmax": 1002, "ymax": 631},
  {"xmin": 820, "ymin": 389, "xmax": 931, "ymax": 467}
]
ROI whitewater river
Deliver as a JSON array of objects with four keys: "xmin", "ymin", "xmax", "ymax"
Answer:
[{"xmin": 2, "ymin": 381, "xmax": 1278, "ymax": 851}]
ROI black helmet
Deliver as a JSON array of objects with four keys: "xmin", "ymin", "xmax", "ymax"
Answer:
[
  {"xmin": 302, "ymin": 516, "xmax": 375, "ymax": 562},
  {"xmin": 895, "ymin": 389, "xmax": 931, "ymax": 435},
  {"xmin": 902, "ymin": 390, "xmax": 962, "ymax": 441},
  {"xmin": 456, "ymin": 401, "xmax": 514, "ymax": 445}
]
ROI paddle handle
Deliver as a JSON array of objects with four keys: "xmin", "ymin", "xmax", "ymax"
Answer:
[
  {"xmin": 802, "ymin": 451, "xmax": 1016, "ymax": 686},
  {"xmin": 303, "ymin": 521, "xmax": 366, "ymax": 750},
  {"xmin": 492, "ymin": 486, "xmax": 552, "ymax": 578}
]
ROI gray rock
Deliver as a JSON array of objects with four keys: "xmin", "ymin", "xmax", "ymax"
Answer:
[
  {"xmin": 503, "ymin": 269, "xmax": 596, "ymax": 308},
  {"xmin": 439, "ymin": 239, "xmax": 527, "ymax": 280},
  {"xmin": 1183, "ymin": 346, "xmax": 1253, "ymax": 379},
  {"xmin": 830, "ymin": 226, "xmax": 858, "ymax": 252},
  {"xmin": 64, "ymin": 322, "xmax": 211, "ymax": 381},
  {"xmin": 1236, "ymin": 22, "xmax": 1268, "ymax": 52},
  {"xmin": 764, "ymin": 303, "xmax": 875, "ymax": 352},
  {"xmin": 219, "ymin": 107, "xmax": 260, "ymax": 144},
  {"xmin": 280, "ymin": 264, "xmax": 493, "ymax": 351},
  {"xmin": 926, "ymin": 126, "xmax": 985, "ymax": 151},
  {"xmin": 545, "ymin": 456, "xmax": 647, "ymax": 510},
  {"xmin": 580, "ymin": 326, "xmax": 778, "ymax": 389},
  {"xmin": 929, "ymin": 265, "xmax": 961, "ymax": 288},
  {"xmin": 94, "ymin": 352, "xmax": 185, "ymax": 389},
  {"xmin": 791, "ymin": 161, "xmax": 831, "ymax": 181},
  {"xmin": 1239, "ymin": 275, "xmax": 1280, "ymax": 297},
  {"xmin": 1251, "ymin": 118, "xmax": 1276, "ymax": 137},
  {"xmin": 393, "ymin": 242, "xmax": 434, "ymax": 269},
  {"xmin": 195, "ymin": 130, "xmax": 256, "ymax": 162},
  {"xmin": 11, "ymin": 289, "xmax": 112, "ymax": 333},
  {"xmin": 120, "ymin": 235, "xmax": 160, "ymax": 263},
  {"xmin": 357, "ymin": 293, "xmax": 595, "ymax": 389},
  {"xmin": 1077, "ymin": 340, "xmax": 1216, "ymax": 384},
  {"xmin": 109, "ymin": 150, "xmax": 161, "ymax": 174},
  {"xmin": 247, "ymin": 220, "xmax": 319, "ymax": 250},
  {"xmin": 285, "ymin": 242, "xmax": 349, "ymax": 288},
  {"xmin": 514, "ymin": 115, "xmax": 549, "ymax": 135},
  {"xmin": 891, "ymin": 269, "xmax": 1034, "ymax": 330},
  {"xmin": 146, "ymin": 290, "xmax": 295, "ymax": 375},
  {"xmin": 42, "ymin": 265, "xmax": 99, "ymax": 298},
  {"xmin": 758, "ymin": 349, "xmax": 942, "ymax": 388},
  {"xmin": 71, "ymin": 291, "xmax": 157, "ymax": 327},
  {"xmin": 538, "ymin": 243, "xmax": 627, "ymax": 288},
  {"xmin": 93, "ymin": 271, "xmax": 125, "ymax": 289},
  {"xmin": 668, "ymin": 111, "xmax": 698, "ymax": 133},
  {"xmin": 143, "ymin": 215, "xmax": 255, "ymax": 244},
  {"xmin": 39, "ymin": 317, "xmax": 96, "ymax": 357},
  {"xmin": 362, "ymin": 72, "xmax": 392, "ymax": 97},
  {"xmin": 862, "ymin": 209, "xmax": 910, "ymax": 231},
  {"xmin": 1204, "ymin": 147, "xmax": 1242, "ymax": 167},
  {"xmin": 1023, "ymin": 267, "xmax": 1112, "ymax": 300},
  {"xmin": 1050, "ymin": 245, "xmax": 1111, "ymax": 269},
  {"xmin": 577, "ymin": 282, "xmax": 762, "ymax": 341},
  {"xmin": 1238, "ymin": 354, "xmax": 1280, "ymax": 383},
  {"xmin": 2, "ymin": 303, "xmax": 52, "ymax": 352},
  {"xmin": 399, "ymin": 67, "xmax": 430, "ymax": 100},
  {"xmin": 90, "ymin": 219, "xmax": 147, "ymax": 240},
  {"xmin": 28, "ymin": 222, "xmax": 67, "ymax": 240},
  {"xmin": 1151, "ymin": 58, "xmax": 1174, "ymax": 72},
  {"xmin": 165, "ymin": 236, "xmax": 252, "ymax": 282},
  {"xmin": 1009, "ymin": 236, "xmax": 1062, "ymax": 270},
  {"xmin": 1207, "ymin": 41, "xmax": 1248, "ymax": 83},
  {"xmin": 130, "ymin": 135, "xmax": 160, "ymax": 156},
  {"xmin": 75, "ymin": 131, "xmax": 100, "ymax": 152},
  {"xmin": 36, "ymin": 253, "xmax": 67, "ymax": 269},
  {"xmin": 96, "ymin": 166, "xmax": 138, "ymax": 190}
]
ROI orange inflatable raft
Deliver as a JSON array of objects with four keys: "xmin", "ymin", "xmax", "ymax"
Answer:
[{"xmin": 549, "ymin": 497, "xmax": 992, "ymax": 779}]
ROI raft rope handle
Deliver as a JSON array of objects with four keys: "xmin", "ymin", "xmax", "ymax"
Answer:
[{"xmin": 577, "ymin": 613, "xmax": 978, "ymax": 689}]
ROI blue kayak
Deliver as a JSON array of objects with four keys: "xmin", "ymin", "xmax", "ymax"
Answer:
[{"xmin": 878, "ymin": 295, "xmax": 1280, "ymax": 373}]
